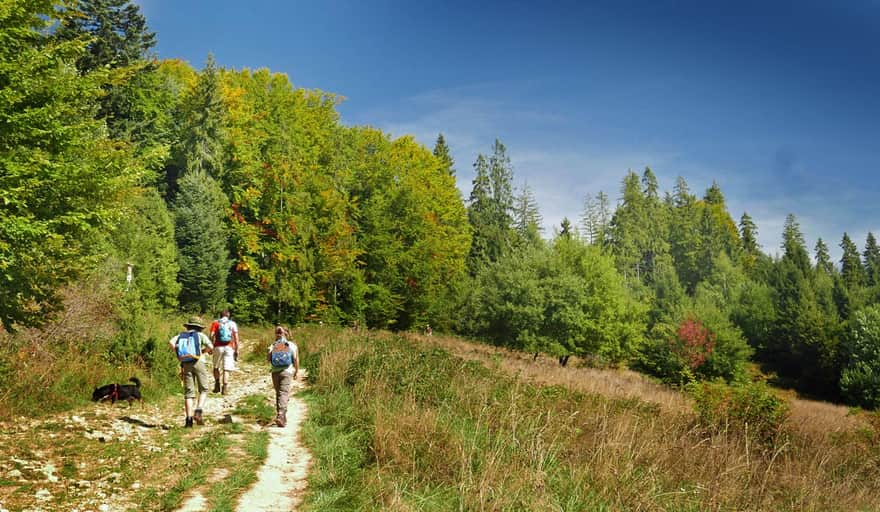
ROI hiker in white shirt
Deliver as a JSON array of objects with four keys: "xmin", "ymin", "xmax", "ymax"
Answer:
[{"xmin": 210, "ymin": 309, "xmax": 239, "ymax": 395}]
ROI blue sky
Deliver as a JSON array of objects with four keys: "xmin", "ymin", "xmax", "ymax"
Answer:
[{"xmin": 138, "ymin": 0, "xmax": 880, "ymax": 261}]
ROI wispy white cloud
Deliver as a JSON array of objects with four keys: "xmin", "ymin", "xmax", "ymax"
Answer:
[
  {"xmin": 351, "ymin": 83, "xmax": 879, "ymax": 262},
  {"xmin": 354, "ymin": 83, "xmax": 674, "ymax": 233}
]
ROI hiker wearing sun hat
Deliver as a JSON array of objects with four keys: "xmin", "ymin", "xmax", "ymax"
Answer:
[{"xmin": 168, "ymin": 315, "xmax": 214, "ymax": 428}]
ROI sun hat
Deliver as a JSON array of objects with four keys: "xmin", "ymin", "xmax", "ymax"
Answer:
[{"xmin": 183, "ymin": 316, "xmax": 205, "ymax": 330}]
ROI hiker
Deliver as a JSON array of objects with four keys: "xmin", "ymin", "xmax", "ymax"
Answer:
[
  {"xmin": 210, "ymin": 309, "xmax": 239, "ymax": 395},
  {"xmin": 169, "ymin": 316, "xmax": 214, "ymax": 427},
  {"xmin": 424, "ymin": 323, "xmax": 432, "ymax": 336},
  {"xmin": 267, "ymin": 325, "xmax": 299, "ymax": 427}
]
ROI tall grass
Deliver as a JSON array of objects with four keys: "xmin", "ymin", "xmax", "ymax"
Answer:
[
  {"xmin": 298, "ymin": 327, "xmax": 880, "ymax": 511},
  {"xmin": 0, "ymin": 278, "xmax": 186, "ymax": 420}
]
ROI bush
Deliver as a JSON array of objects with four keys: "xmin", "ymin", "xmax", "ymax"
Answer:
[
  {"xmin": 636, "ymin": 303, "xmax": 751, "ymax": 385},
  {"xmin": 688, "ymin": 380, "xmax": 790, "ymax": 446},
  {"xmin": 840, "ymin": 306, "xmax": 880, "ymax": 409}
]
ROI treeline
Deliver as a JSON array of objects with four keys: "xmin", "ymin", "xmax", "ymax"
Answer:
[
  {"xmin": 3, "ymin": 1, "xmax": 880, "ymax": 409},
  {"xmin": 458, "ymin": 153, "xmax": 880, "ymax": 408}
]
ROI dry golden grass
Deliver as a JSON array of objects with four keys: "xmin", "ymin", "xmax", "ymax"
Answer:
[{"xmin": 303, "ymin": 327, "xmax": 880, "ymax": 511}]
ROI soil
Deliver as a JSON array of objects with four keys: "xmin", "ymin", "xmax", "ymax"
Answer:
[{"xmin": 0, "ymin": 358, "xmax": 311, "ymax": 512}]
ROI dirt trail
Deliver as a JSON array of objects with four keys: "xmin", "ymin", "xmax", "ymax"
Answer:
[
  {"xmin": 0, "ymin": 356, "xmax": 311, "ymax": 512},
  {"xmin": 236, "ymin": 389, "xmax": 310, "ymax": 511},
  {"xmin": 176, "ymin": 361, "xmax": 311, "ymax": 512}
]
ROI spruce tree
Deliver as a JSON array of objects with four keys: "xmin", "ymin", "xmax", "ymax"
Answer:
[
  {"xmin": 781, "ymin": 214, "xmax": 811, "ymax": 276},
  {"xmin": 466, "ymin": 154, "xmax": 493, "ymax": 273},
  {"xmin": 466, "ymin": 141, "xmax": 517, "ymax": 272},
  {"xmin": 54, "ymin": 0, "xmax": 157, "ymax": 138},
  {"xmin": 55, "ymin": 0, "xmax": 156, "ymax": 72},
  {"xmin": 814, "ymin": 238, "xmax": 834, "ymax": 275},
  {"xmin": 580, "ymin": 191, "xmax": 611, "ymax": 247},
  {"xmin": 168, "ymin": 55, "xmax": 228, "ymax": 196},
  {"xmin": 432, "ymin": 133, "xmax": 455, "ymax": 176},
  {"xmin": 864, "ymin": 232, "xmax": 880, "ymax": 286},
  {"xmin": 739, "ymin": 213, "xmax": 759, "ymax": 255},
  {"xmin": 173, "ymin": 171, "xmax": 231, "ymax": 313},
  {"xmin": 513, "ymin": 181, "xmax": 543, "ymax": 246},
  {"xmin": 840, "ymin": 232, "xmax": 866, "ymax": 289}
]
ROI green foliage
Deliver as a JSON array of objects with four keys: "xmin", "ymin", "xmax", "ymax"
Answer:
[
  {"xmin": 106, "ymin": 187, "xmax": 180, "ymax": 310},
  {"xmin": 0, "ymin": 1, "xmax": 144, "ymax": 331},
  {"xmin": 580, "ymin": 191, "xmax": 611, "ymax": 248},
  {"xmin": 688, "ymin": 379, "xmax": 790, "ymax": 446},
  {"xmin": 840, "ymin": 305, "xmax": 880, "ymax": 409},
  {"xmin": 463, "ymin": 235, "xmax": 645, "ymax": 364},
  {"xmin": 173, "ymin": 170, "xmax": 230, "ymax": 313},
  {"xmin": 345, "ymin": 130, "xmax": 470, "ymax": 329},
  {"xmin": 512, "ymin": 181, "xmax": 543, "ymax": 247},
  {"xmin": 55, "ymin": 0, "xmax": 156, "ymax": 73},
  {"xmin": 466, "ymin": 141, "xmax": 516, "ymax": 274},
  {"xmin": 637, "ymin": 278, "xmax": 752, "ymax": 385},
  {"xmin": 432, "ymin": 133, "xmax": 455, "ymax": 176}
]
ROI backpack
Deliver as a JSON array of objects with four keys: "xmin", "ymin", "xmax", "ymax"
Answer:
[
  {"xmin": 217, "ymin": 319, "xmax": 233, "ymax": 344},
  {"xmin": 270, "ymin": 339, "xmax": 295, "ymax": 369},
  {"xmin": 176, "ymin": 331, "xmax": 201, "ymax": 363}
]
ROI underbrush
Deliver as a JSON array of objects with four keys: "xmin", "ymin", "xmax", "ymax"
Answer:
[
  {"xmin": 298, "ymin": 327, "xmax": 880, "ymax": 512},
  {"xmin": 0, "ymin": 279, "xmax": 188, "ymax": 420}
]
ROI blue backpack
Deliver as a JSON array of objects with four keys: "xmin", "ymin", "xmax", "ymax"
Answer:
[
  {"xmin": 217, "ymin": 319, "xmax": 233, "ymax": 344},
  {"xmin": 270, "ymin": 339, "xmax": 294, "ymax": 369},
  {"xmin": 176, "ymin": 331, "xmax": 201, "ymax": 363}
]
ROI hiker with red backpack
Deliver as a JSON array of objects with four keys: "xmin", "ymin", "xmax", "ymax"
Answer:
[
  {"xmin": 210, "ymin": 309, "xmax": 239, "ymax": 395},
  {"xmin": 267, "ymin": 325, "xmax": 299, "ymax": 427},
  {"xmin": 169, "ymin": 316, "xmax": 214, "ymax": 428}
]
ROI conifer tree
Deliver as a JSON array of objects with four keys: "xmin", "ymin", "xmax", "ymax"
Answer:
[
  {"xmin": 54, "ymin": 0, "xmax": 157, "ymax": 138},
  {"xmin": 668, "ymin": 176, "xmax": 701, "ymax": 290},
  {"xmin": 168, "ymin": 55, "xmax": 228, "ymax": 196},
  {"xmin": 432, "ymin": 133, "xmax": 455, "ymax": 176},
  {"xmin": 814, "ymin": 238, "xmax": 834, "ymax": 275},
  {"xmin": 864, "ymin": 232, "xmax": 880, "ymax": 286},
  {"xmin": 610, "ymin": 170, "xmax": 648, "ymax": 280},
  {"xmin": 488, "ymin": 139, "xmax": 515, "ymax": 231},
  {"xmin": 466, "ymin": 141, "xmax": 516, "ymax": 272},
  {"xmin": 173, "ymin": 171, "xmax": 231, "ymax": 313},
  {"xmin": 580, "ymin": 191, "xmax": 611, "ymax": 247},
  {"xmin": 781, "ymin": 214, "xmax": 811, "ymax": 276},
  {"xmin": 467, "ymin": 154, "xmax": 493, "ymax": 273},
  {"xmin": 559, "ymin": 217, "xmax": 573, "ymax": 239},
  {"xmin": 513, "ymin": 182, "xmax": 543, "ymax": 246},
  {"xmin": 55, "ymin": 0, "xmax": 156, "ymax": 72},
  {"xmin": 739, "ymin": 213, "xmax": 759, "ymax": 255},
  {"xmin": 840, "ymin": 232, "xmax": 866, "ymax": 289}
]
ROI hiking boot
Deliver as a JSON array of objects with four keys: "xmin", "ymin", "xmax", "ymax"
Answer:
[
  {"xmin": 275, "ymin": 410, "xmax": 287, "ymax": 427},
  {"xmin": 213, "ymin": 381, "xmax": 221, "ymax": 393},
  {"xmin": 221, "ymin": 384, "xmax": 228, "ymax": 396},
  {"xmin": 185, "ymin": 416, "xmax": 193, "ymax": 428},
  {"xmin": 193, "ymin": 409, "xmax": 204, "ymax": 425}
]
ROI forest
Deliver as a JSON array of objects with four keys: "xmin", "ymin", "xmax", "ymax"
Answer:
[{"xmin": 3, "ymin": 0, "xmax": 880, "ymax": 413}]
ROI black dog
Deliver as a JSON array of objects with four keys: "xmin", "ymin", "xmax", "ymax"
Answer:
[{"xmin": 91, "ymin": 377, "xmax": 142, "ymax": 406}]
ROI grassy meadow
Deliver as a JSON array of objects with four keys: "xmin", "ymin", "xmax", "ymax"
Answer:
[{"xmin": 296, "ymin": 326, "xmax": 880, "ymax": 512}]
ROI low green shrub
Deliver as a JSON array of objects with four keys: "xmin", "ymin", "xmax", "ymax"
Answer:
[{"xmin": 687, "ymin": 379, "xmax": 790, "ymax": 446}]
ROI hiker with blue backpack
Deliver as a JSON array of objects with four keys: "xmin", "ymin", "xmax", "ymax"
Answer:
[
  {"xmin": 169, "ymin": 316, "xmax": 214, "ymax": 428},
  {"xmin": 267, "ymin": 325, "xmax": 299, "ymax": 427},
  {"xmin": 210, "ymin": 309, "xmax": 239, "ymax": 395}
]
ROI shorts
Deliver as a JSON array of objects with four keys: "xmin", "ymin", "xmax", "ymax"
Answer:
[
  {"xmin": 181, "ymin": 361, "xmax": 209, "ymax": 398},
  {"xmin": 213, "ymin": 344, "xmax": 236, "ymax": 372}
]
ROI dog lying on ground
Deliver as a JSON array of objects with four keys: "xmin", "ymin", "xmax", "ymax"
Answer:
[{"xmin": 91, "ymin": 377, "xmax": 142, "ymax": 406}]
